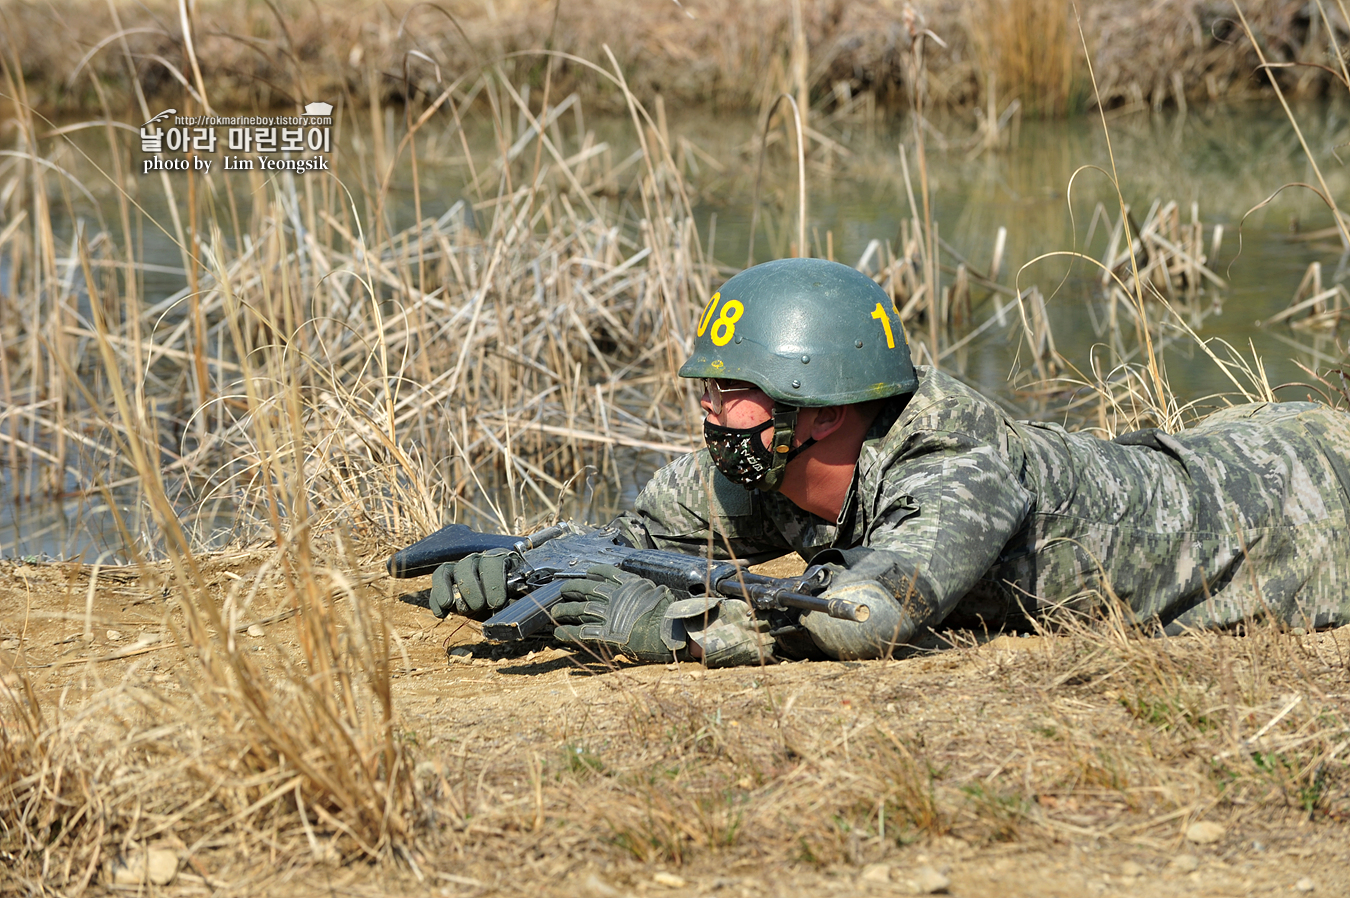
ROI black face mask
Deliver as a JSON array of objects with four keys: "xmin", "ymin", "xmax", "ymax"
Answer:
[{"xmin": 703, "ymin": 406, "xmax": 815, "ymax": 492}]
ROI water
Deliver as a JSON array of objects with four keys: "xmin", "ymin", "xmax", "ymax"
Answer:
[
  {"xmin": 5, "ymin": 100, "xmax": 1349, "ymax": 560},
  {"xmin": 685, "ymin": 102, "xmax": 1350, "ymax": 401}
]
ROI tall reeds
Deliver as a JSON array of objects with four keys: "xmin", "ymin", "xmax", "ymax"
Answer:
[
  {"xmin": 968, "ymin": 0, "xmax": 1084, "ymax": 117},
  {"xmin": 3, "ymin": 1, "xmax": 1345, "ymax": 122},
  {"xmin": 0, "ymin": 83, "xmax": 718, "ymax": 551},
  {"xmin": 1, "ymin": 25, "xmax": 721, "ymax": 886}
]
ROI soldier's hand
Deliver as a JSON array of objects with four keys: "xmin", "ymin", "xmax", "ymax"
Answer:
[
  {"xmin": 552, "ymin": 565, "xmax": 683, "ymax": 662},
  {"xmin": 428, "ymin": 548, "xmax": 520, "ymax": 619}
]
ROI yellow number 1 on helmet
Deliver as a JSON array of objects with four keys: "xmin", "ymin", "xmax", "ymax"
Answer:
[{"xmin": 871, "ymin": 302, "xmax": 896, "ymax": 349}]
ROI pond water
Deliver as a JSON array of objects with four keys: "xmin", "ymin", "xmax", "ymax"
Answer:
[{"xmin": 4, "ymin": 99, "xmax": 1348, "ymax": 560}]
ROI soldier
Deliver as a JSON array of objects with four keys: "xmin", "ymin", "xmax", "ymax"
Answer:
[{"xmin": 432, "ymin": 258, "xmax": 1350, "ymax": 666}]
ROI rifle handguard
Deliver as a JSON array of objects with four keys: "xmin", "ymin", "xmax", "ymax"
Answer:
[{"xmin": 731, "ymin": 581, "xmax": 870, "ymax": 623}]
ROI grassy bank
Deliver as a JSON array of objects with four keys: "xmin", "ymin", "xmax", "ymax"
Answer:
[
  {"xmin": 4, "ymin": 556, "xmax": 1349, "ymax": 894},
  {"xmin": 2, "ymin": 0, "xmax": 1347, "ymax": 119}
]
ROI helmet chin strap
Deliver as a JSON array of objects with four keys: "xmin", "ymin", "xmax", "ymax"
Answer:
[{"xmin": 762, "ymin": 405, "xmax": 816, "ymax": 492}]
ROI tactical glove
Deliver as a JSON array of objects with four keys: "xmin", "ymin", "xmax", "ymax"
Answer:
[
  {"xmin": 428, "ymin": 548, "xmax": 520, "ymax": 619},
  {"xmin": 552, "ymin": 565, "xmax": 685, "ymax": 662}
]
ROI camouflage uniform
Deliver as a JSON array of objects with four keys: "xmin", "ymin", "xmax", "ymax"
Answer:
[{"xmin": 613, "ymin": 367, "xmax": 1350, "ymax": 662}]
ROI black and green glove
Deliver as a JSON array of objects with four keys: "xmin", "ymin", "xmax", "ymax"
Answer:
[
  {"xmin": 428, "ymin": 548, "xmax": 520, "ymax": 619},
  {"xmin": 552, "ymin": 565, "xmax": 685, "ymax": 662}
]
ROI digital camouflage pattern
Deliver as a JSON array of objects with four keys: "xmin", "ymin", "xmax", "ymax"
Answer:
[
  {"xmin": 612, "ymin": 367, "xmax": 1350, "ymax": 662},
  {"xmin": 662, "ymin": 596, "xmax": 776, "ymax": 667}
]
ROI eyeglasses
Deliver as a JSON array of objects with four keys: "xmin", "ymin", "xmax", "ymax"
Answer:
[{"xmin": 700, "ymin": 378, "xmax": 757, "ymax": 414}]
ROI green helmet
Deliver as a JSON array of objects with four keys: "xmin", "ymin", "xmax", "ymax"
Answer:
[{"xmin": 678, "ymin": 258, "xmax": 918, "ymax": 406}]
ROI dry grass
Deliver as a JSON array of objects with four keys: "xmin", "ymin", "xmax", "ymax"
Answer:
[
  {"xmin": 466, "ymin": 617, "xmax": 1349, "ymax": 885},
  {"xmin": 2, "ymin": 28, "xmax": 721, "ymax": 890},
  {"xmin": 0, "ymin": 1, "xmax": 1346, "ymax": 120},
  {"xmin": 6, "ymin": 562, "xmax": 1347, "ymax": 895},
  {"xmin": 0, "ymin": 29, "xmax": 737, "ymax": 888},
  {"xmin": 1, "ymin": 563, "xmax": 415, "ymax": 891},
  {"xmin": 1265, "ymin": 260, "xmax": 1350, "ymax": 330},
  {"xmin": 0, "ymin": 54, "xmax": 716, "ymax": 540},
  {"xmin": 968, "ymin": 0, "xmax": 1084, "ymax": 117},
  {"xmin": 0, "ymin": 29, "xmax": 1049, "ymax": 550}
]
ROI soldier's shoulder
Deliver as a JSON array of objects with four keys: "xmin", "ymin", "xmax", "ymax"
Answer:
[
  {"xmin": 636, "ymin": 449, "xmax": 755, "ymax": 517},
  {"xmin": 890, "ymin": 367, "xmax": 1008, "ymax": 436}
]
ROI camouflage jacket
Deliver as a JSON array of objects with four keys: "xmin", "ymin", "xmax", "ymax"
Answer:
[{"xmin": 614, "ymin": 367, "xmax": 1350, "ymax": 656}]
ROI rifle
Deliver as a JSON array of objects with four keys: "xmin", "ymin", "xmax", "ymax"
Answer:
[{"xmin": 387, "ymin": 522, "xmax": 870, "ymax": 641}]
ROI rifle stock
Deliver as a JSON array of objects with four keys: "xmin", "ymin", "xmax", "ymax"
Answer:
[{"xmin": 387, "ymin": 523, "xmax": 520, "ymax": 578}]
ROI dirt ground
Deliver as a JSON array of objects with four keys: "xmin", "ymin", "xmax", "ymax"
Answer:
[{"xmin": 3, "ymin": 552, "xmax": 1349, "ymax": 897}]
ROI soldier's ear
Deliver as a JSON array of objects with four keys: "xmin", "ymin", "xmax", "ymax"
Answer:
[{"xmin": 805, "ymin": 405, "xmax": 849, "ymax": 441}]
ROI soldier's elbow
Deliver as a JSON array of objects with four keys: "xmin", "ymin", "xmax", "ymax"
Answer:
[{"xmin": 802, "ymin": 581, "xmax": 916, "ymax": 660}]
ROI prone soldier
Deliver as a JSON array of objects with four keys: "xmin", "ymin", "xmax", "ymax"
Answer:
[{"xmin": 428, "ymin": 258, "xmax": 1350, "ymax": 666}]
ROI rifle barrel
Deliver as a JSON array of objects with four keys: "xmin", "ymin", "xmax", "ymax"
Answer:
[{"xmin": 725, "ymin": 581, "xmax": 870, "ymax": 623}]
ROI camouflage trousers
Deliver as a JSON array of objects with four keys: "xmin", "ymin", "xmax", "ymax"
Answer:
[
  {"xmin": 1150, "ymin": 401, "xmax": 1350, "ymax": 633},
  {"xmin": 991, "ymin": 401, "xmax": 1350, "ymax": 635}
]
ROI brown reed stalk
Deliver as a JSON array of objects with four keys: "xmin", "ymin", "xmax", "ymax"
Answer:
[
  {"xmin": 747, "ymin": 93, "xmax": 808, "ymax": 265},
  {"xmin": 1232, "ymin": 1, "xmax": 1350, "ymax": 253}
]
